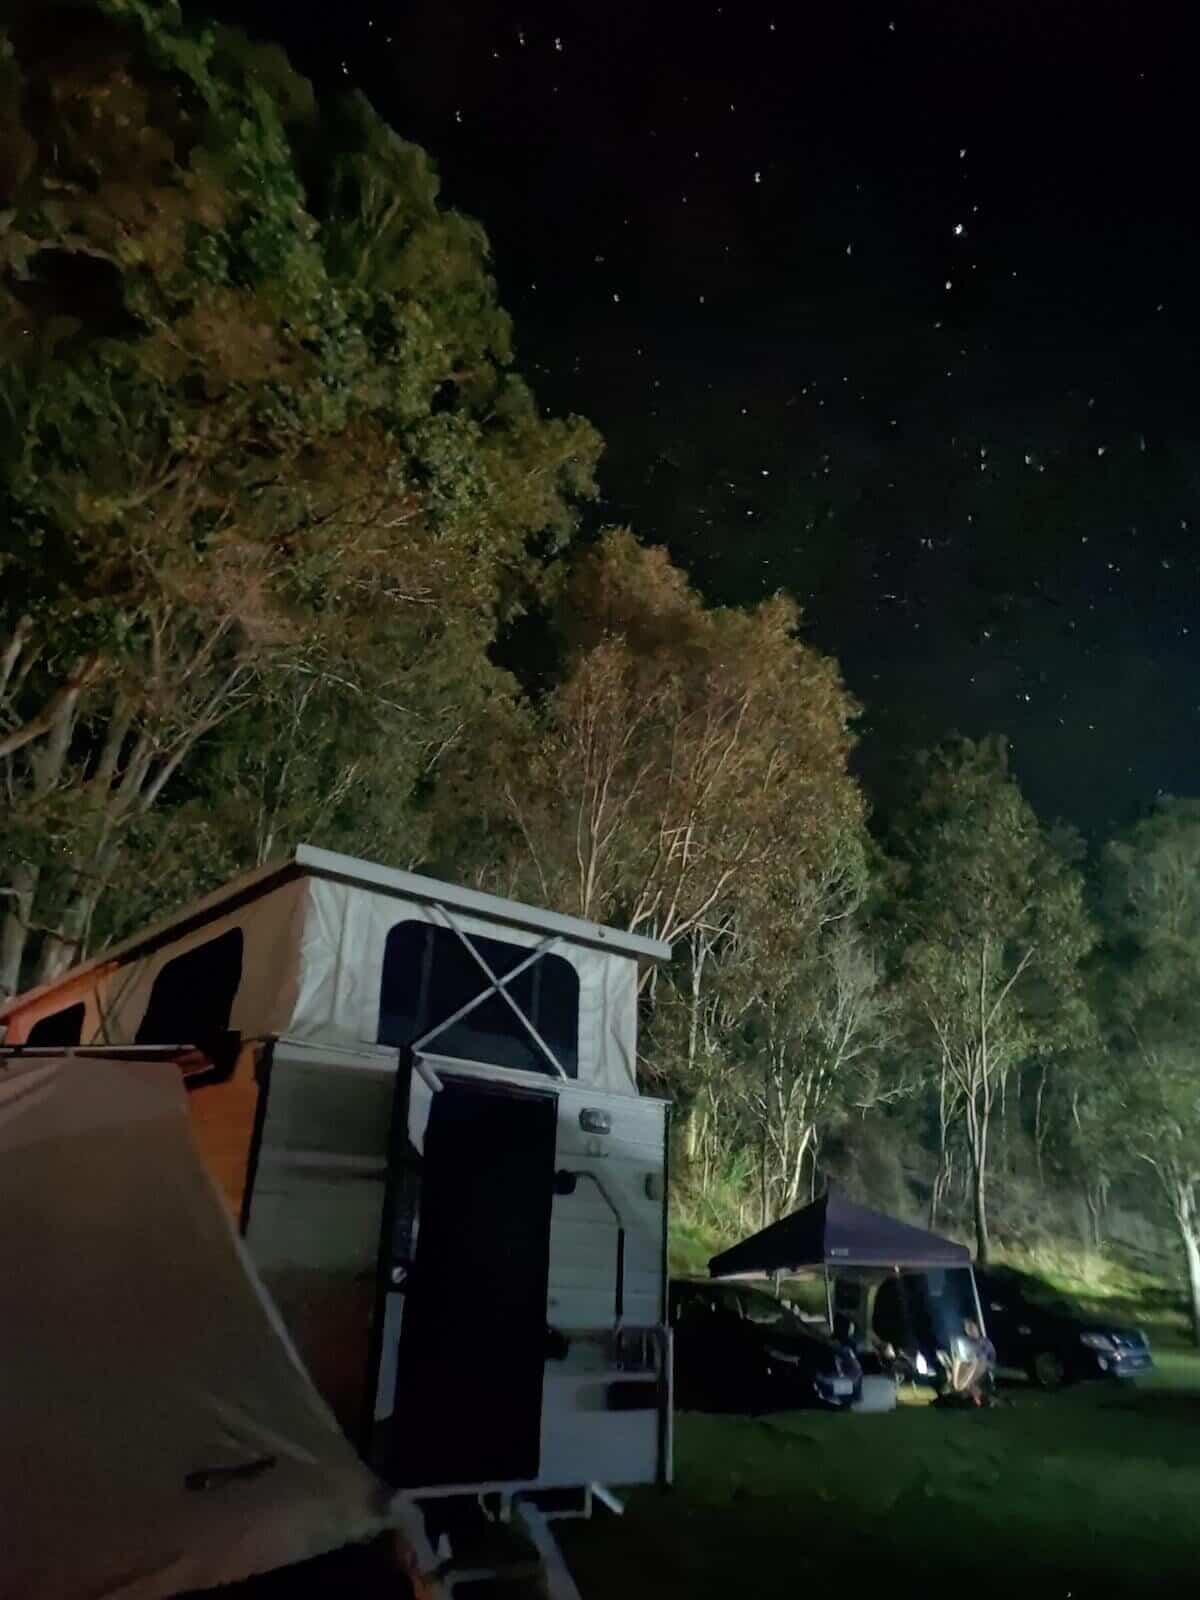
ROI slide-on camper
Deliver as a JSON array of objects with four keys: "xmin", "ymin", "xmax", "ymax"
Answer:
[{"xmin": 1, "ymin": 844, "xmax": 672, "ymax": 1587}]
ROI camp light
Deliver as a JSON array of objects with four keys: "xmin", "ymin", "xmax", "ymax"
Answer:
[{"xmin": 579, "ymin": 1107, "xmax": 612, "ymax": 1135}]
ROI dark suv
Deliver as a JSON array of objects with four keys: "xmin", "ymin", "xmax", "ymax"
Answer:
[
  {"xmin": 975, "ymin": 1266, "xmax": 1153, "ymax": 1387},
  {"xmin": 669, "ymin": 1280, "xmax": 862, "ymax": 1412}
]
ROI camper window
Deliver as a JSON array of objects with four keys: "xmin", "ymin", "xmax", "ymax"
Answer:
[
  {"xmin": 26, "ymin": 1000, "xmax": 85, "ymax": 1047},
  {"xmin": 135, "ymin": 927, "xmax": 244, "ymax": 1052},
  {"xmin": 377, "ymin": 921, "xmax": 580, "ymax": 1077}
]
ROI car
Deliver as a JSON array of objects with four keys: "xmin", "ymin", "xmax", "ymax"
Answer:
[
  {"xmin": 974, "ymin": 1265, "xmax": 1153, "ymax": 1388},
  {"xmin": 668, "ymin": 1279, "xmax": 862, "ymax": 1412}
]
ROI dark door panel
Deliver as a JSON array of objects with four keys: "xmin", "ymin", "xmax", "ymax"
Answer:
[{"xmin": 389, "ymin": 1077, "xmax": 558, "ymax": 1487}]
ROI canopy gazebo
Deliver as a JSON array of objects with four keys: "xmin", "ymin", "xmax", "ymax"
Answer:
[{"xmin": 709, "ymin": 1190, "xmax": 983, "ymax": 1352}]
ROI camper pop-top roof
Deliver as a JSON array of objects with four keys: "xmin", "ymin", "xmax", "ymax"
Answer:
[{"xmin": 1, "ymin": 844, "xmax": 670, "ymax": 1098}]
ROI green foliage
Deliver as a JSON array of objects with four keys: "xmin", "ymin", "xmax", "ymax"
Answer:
[
  {"xmin": 886, "ymin": 737, "xmax": 1095, "ymax": 1257},
  {"xmin": 0, "ymin": 0, "xmax": 599, "ymax": 990},
  {"xmin": 445, "ymin": 529, "xmax": 863, "ymax": 938},
  {"xmin": 1098, "ymin": 799, "xmax": 1200, "ymax": 1340}
]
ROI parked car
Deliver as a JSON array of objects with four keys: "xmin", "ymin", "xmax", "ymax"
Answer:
[
  {"xmin": 974, "ymin": 1265, "xmax": 1153, "ymax": 1388},
  {"xmin": 669, "ymin": 1279, "xmax": 862, "ymax": 1412}
]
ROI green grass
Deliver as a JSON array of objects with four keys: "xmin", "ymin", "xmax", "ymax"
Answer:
[
  {"xmin": 564, "ymin": 1356, "xmax": 1200, "ymax": 1598},
  {"xmin": 565, "ymin": 1247, "xmax": 1200, "ymax": 1599}
]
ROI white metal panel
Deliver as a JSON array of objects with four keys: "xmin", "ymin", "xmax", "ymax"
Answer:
[
  {"xmin": 538, "ymin": 1374, "xmax": 660, "ymax": 1488},
  {"xmin": 546, "ymin": 1087, "xmax": 666, "ymax": 1331}
]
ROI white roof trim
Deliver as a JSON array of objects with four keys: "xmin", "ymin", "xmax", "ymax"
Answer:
[
  {"xmin": 295, "ymin": 845, "xmax": 670, "ymax": 964},
  {"xmin": 0, "ymin": 843, "xmax": 670, "ymax": 1023}
]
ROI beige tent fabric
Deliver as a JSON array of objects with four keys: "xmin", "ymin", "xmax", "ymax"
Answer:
[
  {"xmin": 0, "ymin": 1054, "xmax": 388, "ymax": 1599},
  {"xmin": 292, "ymin": 877, "xmax": 642, "ymax": 1094}
]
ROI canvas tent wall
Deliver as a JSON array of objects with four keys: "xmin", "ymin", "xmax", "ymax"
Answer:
[
  {"xmin": 1, "ymin": 847, "xmax": 674, "ymax": 1507},
  {"xmin": 0, "ymin": 1050, "xmax": 387, "ymax": 1600}
]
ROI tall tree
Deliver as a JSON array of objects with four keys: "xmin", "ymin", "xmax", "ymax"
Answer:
[
  {"xmin": 1101, "ymin": 798, "xmax": 1200, "ymax": 1344},
  {"xmin": 890, "ymin": 737, "xmax": 1094, "ymax": 1260},
  {"xmin": 451, "ymin": 529, "xmax": 863, "ymax": 950},
  {"xmin": 0, "ymin": 0, "xmax": 599, "ymax": 993},
  {"xmin": 731, "ymin": 872, "xmax": 895, "ymax": 1225}
]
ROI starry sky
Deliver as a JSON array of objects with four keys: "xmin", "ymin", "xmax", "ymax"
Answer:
[{"xmin": 210, "ymin": 0, "xmax": 1200, "ymax": 835}]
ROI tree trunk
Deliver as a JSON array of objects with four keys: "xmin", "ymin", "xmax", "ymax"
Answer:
[
  {"xmin": 759, "ymin": 1059, "xmax": 770, "ymax": 1228},
  {"xmin": 1173, "ymin": 1186, "xmax": 1200, "ymax": 1349},
  {"xmin": 1084, "ymin": 1177, "xmax": 1108, "ymax": 1253},
  {"xmin": 1182, "ymin": 1225, "xmax": 1200, "ymax": 1351},
  {"xmin": 929, "ymin": 1155, "xmax": 952, "ymax": 1231},
  {"xmin": 0, "ymin": 679, "xmax": 84, "ymax": 995},
  {"xmin": 972, "ymin": 1158, "xmax": 991, "ymax": 1263},
  {"xmin": 1034, "ymin": 1061, "xmax": 1049, "ymax": 1184},
  {"xmin": 930, "ymin": 1061, "xmax": 954, "ymax": 1229},
  {"xmin": 962, "ymin": 1082, "xmax": 992, "ymax": 1263},
  {"xmin": 0, "ymin": 861, "xmax": 38, "ymax": 1001}
]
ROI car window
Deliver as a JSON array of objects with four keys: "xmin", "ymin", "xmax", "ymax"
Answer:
[
  {"xmin": 707, "ymin": 1285, "xmax": 746, "ymax": 1317},
  {"xmin": 671, "ymin": 1284, "xmax": 734, "ymax": 1322},
  {"xmin": 671, "ymin": 1286, "xmax": 710, "ymax": 1322},
  {"xmin": 737, "ymin": 1289, "xmax": 792, "ymax": 1326}
]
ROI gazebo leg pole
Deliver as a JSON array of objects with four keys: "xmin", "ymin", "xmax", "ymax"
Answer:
[
  {"xmin": 824, "ymin": 1263, "xmax": 833, "ymax": 1331},
  {"xmin": 969, "ymin": 1266, "xmax": 987, "ymax": 1335}
]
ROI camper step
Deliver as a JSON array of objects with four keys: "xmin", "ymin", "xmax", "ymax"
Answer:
[{"xmin": 394, "ymin": 1495, "xmax": 583, "ymax": 1600}]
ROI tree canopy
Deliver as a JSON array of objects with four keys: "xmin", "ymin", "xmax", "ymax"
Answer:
[
  {"xmin": 0, "ymin": 0, "xmax": 600, "ymax": 993},
  {"xmin": 887, "ymin": 737, "xmax": 1095, "ymax": 1260}
]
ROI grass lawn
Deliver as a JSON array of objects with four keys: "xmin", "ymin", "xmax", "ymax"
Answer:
[{"xmin": 564, "ymin": 1342, "xmax": 1200, "ymax": 1598}]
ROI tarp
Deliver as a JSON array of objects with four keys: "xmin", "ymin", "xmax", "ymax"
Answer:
[
  {"xmin": 708, "ymin": 1190, "xmax": 972, "ymax": 1278},
  {"xmin": 0, "ymin": 1052, "xmax": 388, "ymax": 1600}
]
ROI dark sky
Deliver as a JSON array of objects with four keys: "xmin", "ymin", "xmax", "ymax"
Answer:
[{"xmin": 214, "ymin": 0, "xmax": 1200, "ymax": 835}]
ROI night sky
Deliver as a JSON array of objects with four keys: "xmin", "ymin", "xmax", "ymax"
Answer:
[{"xmin": 212, "ymin": 1, "xmax": 1200, "ymax": 835}]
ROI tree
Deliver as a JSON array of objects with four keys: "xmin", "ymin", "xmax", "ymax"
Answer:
[
  {"xmin": 732, "ymin": 882, "xmax": 895, "ymax": 1225},
  {"xmin": 451, "ymin": 529, "xmax": 863, "ymax": 950},
  {"xmin": 0, "ymin": 0, "xmax": 600, "ymax": 993},
  {"xmin": 1100, "ymin": 798, "xmax": 1200, "ymax": 1345},
  {"xmin": 890, "ymin": 737, "xmax": 1094, "ymax": 1261}
]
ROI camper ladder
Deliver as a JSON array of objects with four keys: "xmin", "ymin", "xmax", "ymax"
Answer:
[{"xmin": 393, "ymin": 1490, "xmax": 604, "ymax": 1599}]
